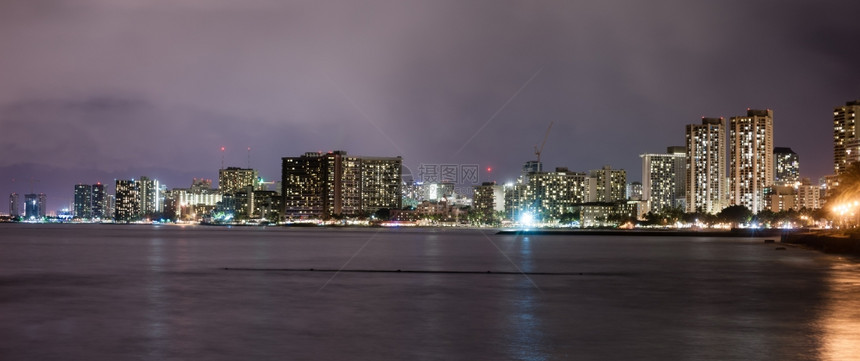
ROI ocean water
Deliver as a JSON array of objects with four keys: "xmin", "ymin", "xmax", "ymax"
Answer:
[{"xmin": 1, "ymin": 224, "xmax": 859, "ymax": 360}]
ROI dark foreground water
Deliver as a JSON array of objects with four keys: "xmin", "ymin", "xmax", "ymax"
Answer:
[{"xmin": 2, "ymin": 224, "xmax": 860, "ymax": 360}]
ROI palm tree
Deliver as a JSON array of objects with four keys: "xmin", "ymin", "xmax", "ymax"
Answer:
[{"xmin": 828, "ymin": 162, "xmax": 860, "ymax": 226}]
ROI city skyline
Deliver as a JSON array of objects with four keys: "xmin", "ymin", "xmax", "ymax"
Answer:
[{"xmin": 2, "ymin": 1, "xmax": 859, "ymax": 212}]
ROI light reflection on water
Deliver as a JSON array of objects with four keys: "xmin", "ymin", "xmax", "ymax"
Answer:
[
  {"xmin": 820, "ymin": 261, "xmax": 860, "ymax": 361},
  {"xmin": 2, "ymin": 225, "xmax": 860, "ymax": 360},
  {"xmin": 146, "ymin": 237, "xmax": 167, "ymax": 360},
  {"xmin": 508, "ymin": 235, "xmax": 548, "ymax": 361}
]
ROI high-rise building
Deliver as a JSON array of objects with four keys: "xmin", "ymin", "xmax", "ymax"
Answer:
[
  {"xmin": 797, "ymin": 178, "xmax": 821, "ymax": 210},
  {"xmin": 627, "ymin": 182, "xmax": 643, "ymax": 201},
  {"xmin": 9, "ymin": 193, "xmax": 19, "ymax": 217},
  {"xmin": 360, "ymin": 157, "xmax": 403, "ymax": 214},
  {"xmin": 773, "ymin": 147, "xmax": 799, "ymax": 187},
  {"xmin": 137, "ymin": 176, "xmax": 162, "ymax": 216},
  {"xmin": 641, "ymin": 147, "xmax": 686, "ymax": 214},
  {"xmin": 729, "ymin": 109, "xmax": 774, "ymax": 214},
  {"xmin": 505, "ymin": 167, "xmax": 587, "ymax": 221},
  {"xmin": 522, "ymin": 161, "xmax": 542, "ymax": 174},
  {"xmin": 169, "ymin": 178, "xmax": 222, "ymax": 220},
  {"xmin": 763, "ymin": 186, "xmax": 796, "ymax": 213},
  {"xmin": 91, "ymin": 183, "xmax": 106, "ymax": 219},
  {"xmin": 834, "ymin": 100, "xmax": 860, "ymax": 175},
  {"xmin": 667, "ymin": 146, "xmax": 687, "ymax": 209},
  {"xmin": 105, "ymin": 194, "xmax": 115, "ymax": 220},
  {"xmin": 282, "ymin": 153, "xmax": 326, "ymax": 218},
  {"xmin": 473, "ymin": 182, "xmax": 505, "ymax": 222},
  {"xmin": 281, "ymin": 151, "xmax": 402, "ymax": 219},
  {"xmin": 588, "ymin": 165, "xmax": 627, "ymax": 203},
  {"xmin": 115, "ymin": 179, "xmax": 140, "ymax": 222},
  {"xmin": 219, "ymin": 167, "xmax": 259, "ymax": 195},
  {"xmin": 686, "ymin": 117, "xmax": 726, "ymax": 214},
  {"xmin": 24, "ymin": 193, "xmax": 46, "ymax": 219},
  {"xmin": 73, "ymin": 184, "xmax": 93, "ymax": 219},
  {"xmin": 38, "ymin": 193, "xmax": 47, "ymax": 217}
]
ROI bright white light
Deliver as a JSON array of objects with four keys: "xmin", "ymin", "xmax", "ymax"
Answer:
[{"xmin": 519, "ymin": 212, "xmax": 534, "ymax": 227}]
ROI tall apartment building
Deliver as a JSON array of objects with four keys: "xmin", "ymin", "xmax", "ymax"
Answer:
[
  {"xmin": 773, "ymin": 147, "xmax": 799, "ymax": 186},
  {"xmin": 360, "ymin": 157, "xmax": 403, "ymax": 213},
  {"xmin": 729, "ymin": 109, "xmax": 774, "ymax": 214},
  {"xmin": 522, "ymin": 161, "xmax": 542, "ymax": 174},
  {"xmin": 505, "ymin": 167, "xmax": 587, "ymax": 221},
  {"xmin": 473, "ymin": 182, "xmax": 505, "ymax": 222},
  {"xmin": 796, "ymin": 178, "xmax": 821, "ymax": 210},
  {"xmin": 168, "ymin": 178, "xmax": 222, "ymax": 220},
  {"xmin": 587, "ymin": 165, "xmax": 627, "ymax": 203},
  {"xmin": 24, "ymin": 193, "xmax": 46, "ymax": 219},
  {"xmin": 281, "ymin": 151, "xmax": 402, "ymax": 219},
  {"xmin": 9, "ymin": 193, "xmax": 19, "ymax": 217},
  {"xmin": 627, "ymin": 182, "xmax": 643, "ymax": 201},
  {"xmin": 641, "ymin": 146, "xmax": 686, "ymax": 214},
  {"xmin": 73, "ymin": 184, "xmax": 93, "ymax": 219},
  {"xmin": 92, "ymin": 183, "xmax": 106, "ymax": 219},
  {"xmin": 137, "ymin": 177, "xmax": 162, "ymax": 216},
  {"xmin": 763, "ymin": 186, "xmax": 796, "ymax": 213},
  {"xmin": 219, "ymin": 167, "xmax": 259, "ymax": 195},
  {"xmin": 834, "ymin": 100, "xmax": 860, "ymax": 175},
  {"xmin": 686, "ymin": 117, "xmax": 726, "ymax": 214},
  {"xmin": 115, "ymin": 179, "xmax": 141, "ymax": 222}
]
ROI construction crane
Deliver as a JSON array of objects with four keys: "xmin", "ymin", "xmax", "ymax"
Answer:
[
  {"xmin": 28, "ymin": 178, "xmax": 40, "ymax": 194},
  {"xmin": 534, "ymin": 120, "xmax": 554, "ymax": 165}
]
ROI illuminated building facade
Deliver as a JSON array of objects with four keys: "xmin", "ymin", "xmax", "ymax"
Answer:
[
  {"xmin": 834, "ymin": 100, "xmax": 860, "ymax": 175},
  {"xmin": 73, "ymin": 184, "xmax": 93, "ymax": 219},
  {"xmin": 588, "ymin": 165, "xmax": 627, "ymax": 203},
  {"xmin": 505, "ymin": 168, "xmax": 587, "ymax": 221},
  {"xmin": 92, "ymin": 183, "xmax": 106, "ymax": 219},
  {"xmin": 796, "ymin": 178, "xmax": 821, "ymax": 210},
  {"xmin": 24, "ymin": 193, "xmax": 46, "ymax": 219},
  {"xmin": 114, "ymin": 179, "xmax": 140, "ymax": 222},
  {"xmin": 641, "ymin": 147, "xmax": 686, "ymax": 214},
  {"xmin": 763, "ymin": 185, "xmax": 796, "ymax": 212},
  {"xmin": 219, "ymin": 167, "xmax": 259, "ymax": 195},
  {"xmin": 773, "ymin": 147, "xmax": 799, "ymax": 186},
  {"xmin": 473, "ymin": 182, "xmax": 504, "ymax": 222},
  {"xmin": 282, "ymin": 153, "xmax": 326, "ymax": 218},
  {"xmin": 729, "ymin": 109, "xmax": 774, "ymax": 214},
  {"xmin": 9, "ymin": 192, "xmax": 19, "ymax": 217},
  {"xmin": 627, "ymin": 182, "xmax": 642, "ymax": 201},
  {"xmin": 137, "ymin": 176, "xmax": 162, "ymax": 216},
  {"xmin": 168, "ymin": 178, "xmax": 222, "ymax": 220},
  {"xmin": 574, "ymin": 202, "xmax": 638, "ymax": 228},
  {"xmin": 522, "ymin": 160, "xmax": 542, "ymax": 174},
  {"xmin": 281, "ymin": 151, "xmax": 402, "ymax": 219},
  {"xmin": 686, "ymin": 117, "xmax": 726, "ymax": 214},
  {"xmin": 360, "ymin": 157, "xmax": 403, "ymax": 214},
  {"xmin": 234, "ymin": 189, "xmax": 281, "ymax": 220},
  {"xmin": 667, "ymin": 146, "xmax": 687, "ymax": 209}
]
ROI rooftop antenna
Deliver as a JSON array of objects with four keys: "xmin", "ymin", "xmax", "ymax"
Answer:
[
  {"xmin": 247, "ymin": 147, "xmax": 251, "ymax": 169},
  {"xmin": 220, "ymin": 146, "xmax": 225, "ymax": 170}
]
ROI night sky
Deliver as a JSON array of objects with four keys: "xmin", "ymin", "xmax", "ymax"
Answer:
[{"xmin": 2, "ymin": 0, "xmax": 859, "ymax": 213}]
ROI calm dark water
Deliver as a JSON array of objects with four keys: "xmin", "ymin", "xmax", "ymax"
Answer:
[{"xmin": 1, "ymin": 224, "xmax": 859, "ymax": 360}]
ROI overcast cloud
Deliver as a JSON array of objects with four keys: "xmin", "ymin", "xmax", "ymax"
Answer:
[{"xmin": 1, "ymin": 0, "xmax": 858, "ymax": 210}]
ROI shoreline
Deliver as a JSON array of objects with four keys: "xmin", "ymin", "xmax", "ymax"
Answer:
[
  {"xmin": 781, "ymin": 231, "xmax": 860, "ymax": 255},
  {"xmin": 496, "ymin": 228, "xmax": 792, "ymax": 237}
]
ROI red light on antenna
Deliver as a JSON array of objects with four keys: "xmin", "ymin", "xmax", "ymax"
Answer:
[
  {"xmin": 221, "ymin": 146, "xmax": 225, "ymax": 151},
  {"xmin": 487, "ymin": 167, "xmax": 492, "ymax": 172}
]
